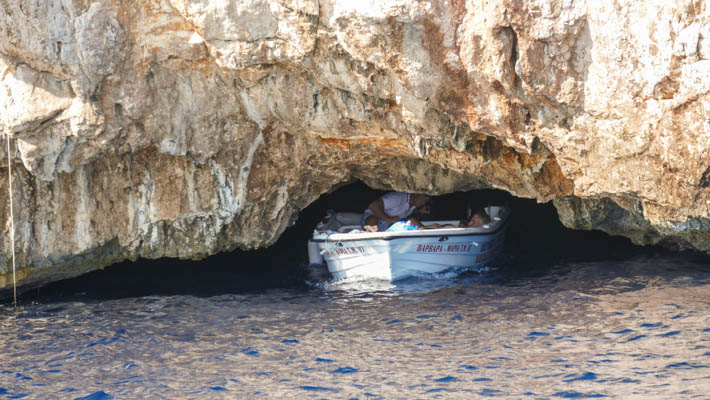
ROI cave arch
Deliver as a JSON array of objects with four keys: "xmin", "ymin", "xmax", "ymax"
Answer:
[{"xmin": 18, "ymin": 182, "xmax": 645, "ymax": 302}]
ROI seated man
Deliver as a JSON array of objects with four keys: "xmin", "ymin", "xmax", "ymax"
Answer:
[
  {"xmin": 361, "ymin": 192, "xmax": 431, "ymax": 232},
  {"xmin": 386, "ymin": 210, "xmax": 491, "ymax": 232},
  {"xmin": 450, "ymin": 210, "xmax": 491, "ymax": 229}
]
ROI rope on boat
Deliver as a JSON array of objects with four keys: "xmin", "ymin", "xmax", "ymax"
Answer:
[
  {"xmin": 320, "ymin": 232, "xmax": 343, "ymax": 255},
  {"xmin": 5, "ymin": 130, "xmax": 17, "ymax": 307}
]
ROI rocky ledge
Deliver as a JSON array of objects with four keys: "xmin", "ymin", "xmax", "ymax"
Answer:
[{"xmin": 1, "ymin": 0, "xmax": 709, "ymax": 290}]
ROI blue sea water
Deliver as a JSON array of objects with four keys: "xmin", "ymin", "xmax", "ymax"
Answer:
[{"xmin": 1, "ymin": 249, "xmax": 710, "ymax": 399}]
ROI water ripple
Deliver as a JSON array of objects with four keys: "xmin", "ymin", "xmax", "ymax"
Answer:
[{"xmin": 1, "ymin": 254, "xmax": 709, "ymax": 398}]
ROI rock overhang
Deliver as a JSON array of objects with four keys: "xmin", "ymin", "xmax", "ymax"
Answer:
[{"xmin": 0, "ymin": 0, "xmax": 709, "ymax": 290}]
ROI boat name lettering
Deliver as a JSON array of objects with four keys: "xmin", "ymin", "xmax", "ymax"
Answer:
[
  {"xmin": 323, "ymin": 246, "xmax": 365, "ymax": 257},
  {"xmin": 446, "ymin": 244, "xmax": 473, "ymax": 252},
  {"xmin": 416, "ymin": 244, "xmax": 473, "ymax": 253}
]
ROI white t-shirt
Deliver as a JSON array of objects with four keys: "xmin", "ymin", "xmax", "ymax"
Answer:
[{"xmin": 364, "ymin": 192, "xmax": 416, "ymax": 220}]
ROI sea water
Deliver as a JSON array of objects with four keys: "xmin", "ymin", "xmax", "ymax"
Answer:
[{"xmin": 1, "ymin": 248, "xmax": 709, "ymax": 399}]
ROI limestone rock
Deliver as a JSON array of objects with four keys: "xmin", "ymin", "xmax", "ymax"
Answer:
[{"xmin": 0, "ymin": 0, "xmax": 709, "ymax": 290}]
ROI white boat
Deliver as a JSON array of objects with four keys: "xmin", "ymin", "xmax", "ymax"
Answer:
[{"xmin": 307, "ymin": 205, "xmax": 511, "ymax": 281}]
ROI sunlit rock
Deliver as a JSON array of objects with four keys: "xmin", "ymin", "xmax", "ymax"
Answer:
[{"xmin": 0, "ymin": 0, "xmax": 709, "ymax": 290}]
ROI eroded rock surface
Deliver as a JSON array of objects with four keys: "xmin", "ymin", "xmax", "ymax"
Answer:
[{"xmin": 1, "ymin": 0, "xmax": 709, "ymax": 289}]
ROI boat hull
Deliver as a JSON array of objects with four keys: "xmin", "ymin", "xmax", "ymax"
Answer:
[{"xmin": 311, "ymin": 225, "xmax": 507, "ymax": 281}]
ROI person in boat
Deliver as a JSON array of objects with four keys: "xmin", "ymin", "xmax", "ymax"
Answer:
[
  {"xmin": 361, "ymin": 192, "xmax": 432, "ymax": 232},
  {"xmin": 385, "ymin": 210, "xmax": 491, "ymax": 232}
]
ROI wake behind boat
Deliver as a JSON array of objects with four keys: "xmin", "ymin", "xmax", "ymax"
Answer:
[{"xmin": 307, "ymin": 205, "xmax": 511, "ymax": 281}]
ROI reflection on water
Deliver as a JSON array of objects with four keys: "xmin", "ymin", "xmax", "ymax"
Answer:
[{"xmin": 1, "ymin": 252, "xmax": 710, "ymax": 399}]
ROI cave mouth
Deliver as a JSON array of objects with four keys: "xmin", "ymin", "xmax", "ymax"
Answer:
[{"xmin": 22, "ymin": 181, "xmax": 651, "ymax": 302}]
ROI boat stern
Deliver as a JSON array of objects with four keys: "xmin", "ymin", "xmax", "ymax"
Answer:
[
  {"xmin": 307, "ymin": 240, "xmax": 324, "ymax": 265},
  {"xmin": 316, "ymin": 239, "xmax": 393, "ymax": 281}
]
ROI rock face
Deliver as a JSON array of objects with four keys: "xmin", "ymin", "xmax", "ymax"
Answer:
[{"xmin": 1, "ymin": 0, "xmax": 709, "ymax": 290}]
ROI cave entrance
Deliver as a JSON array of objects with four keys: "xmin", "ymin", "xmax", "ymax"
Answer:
[
  {"xmin": 27, "ymin": 181, "xmax": 639, "ymax": 301},
  {"xmin": 297, "ymin": 180, "xmax": 637, "ymax": 261}
]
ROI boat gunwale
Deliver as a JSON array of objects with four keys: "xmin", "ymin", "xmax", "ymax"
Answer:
[{"xmin": 311, "ymin": 209, "xmax": 511, "ymax": 243}]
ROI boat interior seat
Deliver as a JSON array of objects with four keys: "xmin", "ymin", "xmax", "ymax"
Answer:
[
  {"xmin": 337, "ymin": 225, "xmax": 363, "ymax": 233},
  {"xmin": 335, "ymin": 212, "xmax": 363, "ymax": 225},
  {"xmin": 316, "ymin": 212, "xmax": 364, "ymax": 233}
]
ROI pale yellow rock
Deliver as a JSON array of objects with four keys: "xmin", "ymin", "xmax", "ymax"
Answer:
[{"xmin": 0, "ymin": 0, "xmax": 709, "ymax": 290}]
